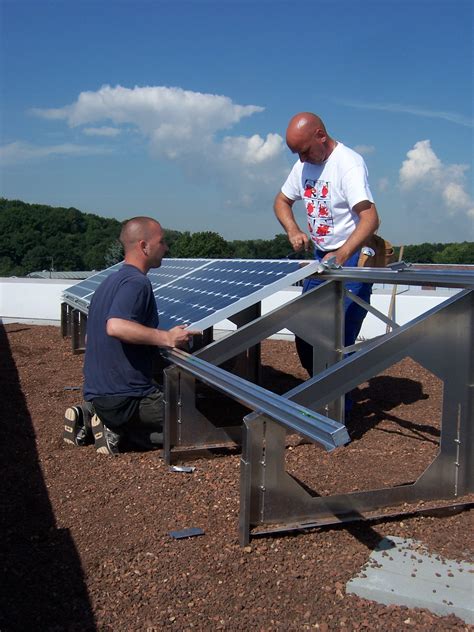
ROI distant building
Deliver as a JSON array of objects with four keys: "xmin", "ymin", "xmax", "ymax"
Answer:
[{"xmin": 26, "ymin": 271, "xmax": 96, "ymax": 280}]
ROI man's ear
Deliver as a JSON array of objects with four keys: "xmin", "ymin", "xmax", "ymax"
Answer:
[{"xmin": 315, "ymin": 128, "xmax": 326, "ymax": 141}]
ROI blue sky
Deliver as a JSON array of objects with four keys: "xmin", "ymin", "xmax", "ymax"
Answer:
[{"xmin": 1, "ymin": 0, "xmax": 473, "ymax": 245}]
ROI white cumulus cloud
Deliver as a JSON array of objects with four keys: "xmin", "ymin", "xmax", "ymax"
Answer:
[
  {"xmin": 399, "ymin": 140, "xmax": 442, "ymax": 188},
  {"xmin": 443, "ymin": 182, "xmax": 474, "ymax": 218},
  {"xmin": 32, "ymin": 84, "xmax": 265, "ymax": 157},
  {"xmin": 399, "ymin": 140, "xmax": 474, "ymax": 218},
  {"xmin": 221, "ymin": 133, "xmax": 284, "ymax": 165},
  {"xmin": 30, "ymin": 84, "xmax": 288, "ymax": 211}
]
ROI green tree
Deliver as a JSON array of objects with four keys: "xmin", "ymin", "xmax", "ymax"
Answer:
[
  {"xmin": 104, "ymin": 239, "xmax": 124, "ymax": 267},
  {"xmin": 170, "ymin": 231, "xmax": 234, "ymax": 258},
  {"xmin": 403, "ymin": 242, "xmax": 444, "ymax": 263},
  {"xmin": 21, "ymin": 245, "xmax": 51, "ymax": 274},
  {"xmin": 0, "ymin": 256, "xmax": 19, "ymax": 276},
  {"xmin": 0, "ymin": 198, "xmax": 122, "ymax": 275},
  {"xmin": 434, "ymin": 242, "xmax": 474, "ymax": 264},
  {"xmin": 229, "ymin": 234, "xmax": 313, "ymax": 260},
  {"xmin": 230, "ymin": 239, "xmax": 261, "ymax": 259},
  {"xmin": 163, "ymin": 228, "xmax": 184, "ymax": 253}
]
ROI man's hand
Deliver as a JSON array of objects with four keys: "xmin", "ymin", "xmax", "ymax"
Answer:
[
  {"xmin": 274, "ymin": 192, "xmax": 310, "ymax": 253},
  {"xmin": 321, "ymin": 246, "xmax": 350, "ymax": 266},
  {"xmin": 288, "ymin": 228, "xmax": 310, "ymax": 253},
  {"xmin": 320, "ymin": 202, "xmax": 380, "ymax": 266},
  {"xmin": 166, "ymin": 325, "xmax": 201, "ymax": 349},
  {"xmin": 106, "ymin": 318, "xmax": 201, "ymax": 349}
]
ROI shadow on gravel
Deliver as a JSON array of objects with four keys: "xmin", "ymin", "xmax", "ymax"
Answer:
[
  {"xmin": 348, "ymin": 376, "xmax": 438, "ymax": 443},
  {"xmin": 261, "ymin": 364, "xmax": 304, "ymax": 394},
  {"xmin": 194, "ymin": 364, "xmax": 304, "ymax": 430},
  {"xmin": 0, "ymin": 325, "xmax": 96, "ymax": 632}
]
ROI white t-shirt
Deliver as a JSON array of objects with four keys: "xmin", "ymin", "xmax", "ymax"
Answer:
[{"xmin": 281, "ymin": 142, "xmax": 374, "ymax": 251}]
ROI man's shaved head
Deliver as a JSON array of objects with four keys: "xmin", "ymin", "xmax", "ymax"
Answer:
[
  {"xmin": 285, "ymin": 112, "xmax": 334, "ymax": 164},
  {"xmin": 120, "ymin": 217, "xmax": 162, "ymax": 253},
  {"xmin": 286, "ymin": 112, "xmax": 327, "ymax": 140},
  {"xmin": 119, "ymin": 216, "xmax": 168, "ymax": 272}
]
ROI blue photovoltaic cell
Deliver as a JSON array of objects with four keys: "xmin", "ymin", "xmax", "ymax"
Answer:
[
  {"xmin": 63, "ymin": 260, "xmax": 208, "ymax": 311},
  {"xmin": 147, "ymin": 258, "xmax": 209, "ymax": 286},
  {"xmin": 63, "ymin": 258, "xmax": 318, "ymax": 330},
  {"xmin": 153, "ymin": 260, "xmax": 300, "ymax": 329},
  {"xmin": 62, "ymin": 263, "xmax": 123, "ymax": 308}
]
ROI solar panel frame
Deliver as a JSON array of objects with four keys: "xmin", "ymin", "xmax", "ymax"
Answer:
[{"xmin": 62, "ymin": 258, "xmax": 321, "ymax": 331}]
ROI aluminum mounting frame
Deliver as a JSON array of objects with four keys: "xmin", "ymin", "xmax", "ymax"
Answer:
[
  {"xmin": 239, "ymin": 288, "xmax": 473, "ymax": 544},
  {"xmin": 162, "ymin": 267, "xmax": 473, "ymax": 544}
]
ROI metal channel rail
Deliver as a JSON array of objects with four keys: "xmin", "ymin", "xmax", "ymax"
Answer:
[
  {"xmin": 313, "ymin": 265, "xmax": 474, "ymax": 288},
  {"xmin": 167, "ymin": 348, "xmax": 350, "ymax": 452}
]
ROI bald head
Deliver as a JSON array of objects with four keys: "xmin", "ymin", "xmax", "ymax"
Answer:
[
  {"xmin": 287, "ymin": 112, "xmax": 326, "ymax": 139},
  {"xmin": 286, "ymin": 112, "xmax": 334, "ymax": 164},
  {"xmin": 120, "ymin": 217, "xmax": 162, "ymax": 254},
  {"xmin": 119, "ymin": 216, "xmax": 168, "ymax": 272}
]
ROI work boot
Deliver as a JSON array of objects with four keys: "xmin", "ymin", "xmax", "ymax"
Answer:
[
  {"xmin": 63, "ymin": 405, "xmax": 94, "ymax": 447},
  {"xmin": 91, "ymin": 414, "xmax": 121, "ymax": 455}
]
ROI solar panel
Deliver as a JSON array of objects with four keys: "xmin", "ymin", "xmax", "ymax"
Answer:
[{"xmin": 63, "ymin": 258, "xmax": 321, "ymax": 330}]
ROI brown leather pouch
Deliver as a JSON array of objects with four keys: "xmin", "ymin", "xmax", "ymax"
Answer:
[{"xmin": 358, "ymin": 234, "xmax": 396, "ymax": 268}]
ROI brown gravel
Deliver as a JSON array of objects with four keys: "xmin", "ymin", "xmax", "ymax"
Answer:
[{"xmin": 0, "ymin": 324, "xmax": 472, "ymax": 632}]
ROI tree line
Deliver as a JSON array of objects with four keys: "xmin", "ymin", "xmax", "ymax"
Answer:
[{"xmin": 0, "ymin": 198, "xmax": 472, "ymax": 277}]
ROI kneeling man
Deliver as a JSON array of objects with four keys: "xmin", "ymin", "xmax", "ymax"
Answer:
[{"xmin": 64, "ymin": 216, "xmax": 198, "ymax": 454}]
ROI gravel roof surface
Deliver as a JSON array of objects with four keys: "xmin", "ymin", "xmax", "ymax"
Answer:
[{"xmin": 0, "ymin": 324, "xmax": 472, "ymax": 631}]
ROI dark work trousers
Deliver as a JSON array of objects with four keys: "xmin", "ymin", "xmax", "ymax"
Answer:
[
  {"xmin": 295, "ymin": 250, "xmax": 372, "ymax": 412},
  {"xmin": 120, "ymin": 388, "xmax": 164, "ymax": 450},
  {"xmin": 89, "ymin": 386, "xmax": 165, "ymax": 451}
]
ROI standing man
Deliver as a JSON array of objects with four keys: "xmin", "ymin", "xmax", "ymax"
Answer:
[
  {"xmin": 64, "ymin": 216, "xmax": 199, "ymax": 454},
  {"xmin": 274, "ymin": 112, "xmax": 380, "ymax": 376}
]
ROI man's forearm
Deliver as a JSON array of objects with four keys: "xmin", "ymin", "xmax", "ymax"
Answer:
[
  {"xmin": 330, "ymin": 203, "xmax": 380, "ymax": 264},
  {"xmin": 274, "ymin": 192, "xmax": 309, "ymax": 250},
  {"xmin": 274, "ymin": 192, "xmax": 300, "ymax": 235},
  {"xmin": 106, "ymin": 318, "xmax": 172, "ymax": 347},
  {"xmin": 342, "ymin": 214, "xmax": 379, "ymax": 255}
]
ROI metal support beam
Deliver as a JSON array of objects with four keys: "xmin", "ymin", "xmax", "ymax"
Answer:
[
  {"xmin": 60, "ymin": 302, "xmax": 72, "ymax": 338},
  {"xmin": 239, "ymin": 289, "xmax": 473, "ymax": 543},
  {"xmin": 164, "ymin": 282, "xmax": 347, "ymax": 461},
  {"xmin": 196, "ymin": 281, "xmax": 340, "ymax": 367},
  {"xmin": 196, "ymin": 280, "xmax": 345, "ymax": 420},
  {"xmin": 71, "ymin": 309, "xmax": 87, "ymax": 354},
  {"xmin": 227, "ymin": 302, "xmax": 262, "ymax": 384},
  {"xmin": 345, "ymin": 288, "xmax": 400, "ymax": 331},
  {"xmin": 164, "ymin": 301, "xmax": 267, "ymax": 462},
  {"xmin": 164, "ymin": 348, "xmax": 349, "ymax": 465},
  {"xmin": 311, "ymin": 267, "xmax": 474, "ymax": 289}
]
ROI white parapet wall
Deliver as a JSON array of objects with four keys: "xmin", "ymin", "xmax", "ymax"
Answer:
[
  {"xmin": 0, "ymin": 277, "xmax": 458, "ymax": 339},
  {"xmin": 0, "ymin": 278, "xmax": 74, "ymax": 325},
  {"xmin": 358, "ymin": 290, "xmax": 456, "ymax": 339}
]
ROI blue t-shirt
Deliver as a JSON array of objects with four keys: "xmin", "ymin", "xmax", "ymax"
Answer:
[{"xmin": 83, "ymin": 264, "xmax": 159, "ymax": 400}]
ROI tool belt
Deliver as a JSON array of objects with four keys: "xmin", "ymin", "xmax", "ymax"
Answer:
[{"xmin": 358, "ymin": 234, "xmax": 396, "ymax": 268}]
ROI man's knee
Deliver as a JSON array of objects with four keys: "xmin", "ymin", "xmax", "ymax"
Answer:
[{"xmin": 138, "ymin": 388, "xmax": 165, "ymax": 426}]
